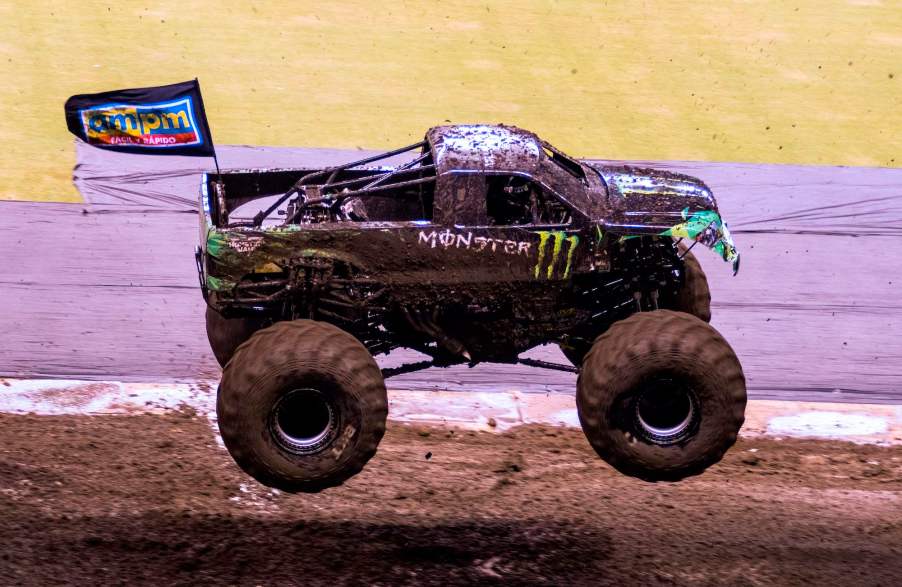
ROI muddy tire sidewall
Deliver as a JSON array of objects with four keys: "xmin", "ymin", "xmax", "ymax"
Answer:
[
  {"xmin": 216, "ymin": 320, "xmax": 387, "ymax": 493},
  {"xmin": 576, "ymin": 310, "xmax": 746, "ymax": 481}
]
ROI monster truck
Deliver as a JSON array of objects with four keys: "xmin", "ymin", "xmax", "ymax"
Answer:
[{"xmin": 197, "ymin": 124, "xmax": 745, "ymax": 492}]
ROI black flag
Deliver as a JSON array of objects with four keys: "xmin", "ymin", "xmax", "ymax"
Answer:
[{"xmin": 64, "ymin": 80, "xmax": 215, "ymax": 156}]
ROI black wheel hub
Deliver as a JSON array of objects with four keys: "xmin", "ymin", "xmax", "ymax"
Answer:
[
  {"xmin": 271, "ymin": 388, "xmax": 338, "ymax": 455},
  {"xmin": 632, "ymin": 377, "xmax": 699, "ymax": 445}
]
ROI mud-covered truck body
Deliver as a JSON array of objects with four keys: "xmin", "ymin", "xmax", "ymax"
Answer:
[{"xmin": 198, "ymin": 125, "xmax": 746, "ymax": 493}]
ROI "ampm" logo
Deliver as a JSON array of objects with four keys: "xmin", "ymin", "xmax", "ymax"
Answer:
[
  {"xmin": 79, "ymin": 97, "xmax": 202, "ymax": 148},
  {"xmin": 534, "ymin": 231, "xmax": 579, "ymax": 279}
]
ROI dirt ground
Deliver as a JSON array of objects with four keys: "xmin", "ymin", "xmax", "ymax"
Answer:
[{"xmin": 0, "ymin": 410, "xmax": 899, "ymax": 586}]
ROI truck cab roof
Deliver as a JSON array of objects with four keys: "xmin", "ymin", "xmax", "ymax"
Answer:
[{"xmin": 426, "ymin": 125, "xmax": 545, "ymax": 175}]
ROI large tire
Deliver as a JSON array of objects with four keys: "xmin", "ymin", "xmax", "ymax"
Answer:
[
  {"xmin": 576, "ymin": 310, "xmax": 746, "ymax": 482},
  {"xmin": 217, "ymin": 319, "xmax": 388, "ymax": 493},
  {"xmin": 674, "ymin": 245, "xmax": 711, "ymax": 322},
  {"xmin": 205, "ymin": 306, "xmax": 269, "ymax": 367}
]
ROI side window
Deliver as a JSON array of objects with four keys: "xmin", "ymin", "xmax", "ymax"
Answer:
[
  {"xmin": 485, "ymin": 175, "xmax": 572, "ymax": 226},
  {"xmin": 486, "ymin": 175, "xmax": 533, "ymax": 225}
]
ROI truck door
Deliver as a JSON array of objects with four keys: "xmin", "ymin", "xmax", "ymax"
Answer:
[{"xmin": 424, "ymin": 171, "xmax": 581, "ymax": 285}]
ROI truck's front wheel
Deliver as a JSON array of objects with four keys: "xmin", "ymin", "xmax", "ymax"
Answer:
[
  {"xmin": 216, "ymin": 319, "xmax": 388, "ymax": 493},
  {"xmin": 576, "ymin": 310, "xmax": 746, "ymax": 481}
]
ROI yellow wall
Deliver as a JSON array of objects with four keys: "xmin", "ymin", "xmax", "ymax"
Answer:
[{"xmin": 1, "ymin": 0, "xmax": 899, "ymax": 202}]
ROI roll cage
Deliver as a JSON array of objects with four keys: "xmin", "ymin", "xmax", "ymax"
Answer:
[{"xmin": 208, "ymin": 126, "xmax": 591, "ymax": 230}]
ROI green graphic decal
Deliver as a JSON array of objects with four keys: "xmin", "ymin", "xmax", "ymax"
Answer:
[
  {"xmin": 206, "ymin": 274, "xmax": 237, "ymax": 292},
  {"xmin": 660, "ymin": 208, "xmax": 739, "ymax": 268},
  {"xmin": 548, "ymin": 232, "xmax": 564, "ymax": 279},
  {"xmin": 206, "ymin": 275, "xmax": 224, "ymax": 291},
  {"xmin": 564, "ymin": 234, "xmax": 579, "ymax": 278},
  {"xmin": 661, "ymin": 207, "xmax": 720, "ymax": 240},
  {"xmin": 206, "ymin": 229, "xmax": 227, "ymax": 258},
  {"xmin": 711, "ymin": 220, "xmax": 739, "ymax": 268},
  {"xmin": 534, "ymin": 232, "xmax": 550, "ymax": 278},
  {"xmin": 534, "ymin": 231, "xmax": 579, "ymax": 279}
]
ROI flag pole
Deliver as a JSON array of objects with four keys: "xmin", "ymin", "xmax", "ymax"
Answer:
[
  {"xmin": 212, "ymin": 147, "xmax": 222, "ymax": 177},
  {"xmin": 195, "ymin": 78, "xmax": 221, "ymax": 178}
]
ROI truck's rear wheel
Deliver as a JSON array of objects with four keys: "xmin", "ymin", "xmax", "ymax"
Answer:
[
  {"xmin": 576, "ymin": 310, "xmax": 745, "ymax": 482},
  {"xmin": 216, "ymin": 319, "xmax": 387, "ymax": 493},
  {"xmin": 674, "ymin": 245, "xmax": 711, "ymax": 322},
  {"xmin": 205, "ymin": 306, "xmax": 270, "ymax": 367}
]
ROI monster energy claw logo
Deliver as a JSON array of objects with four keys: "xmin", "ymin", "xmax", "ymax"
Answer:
[{"xmin": 534, "ymin": 231, "xmax": 579, "ymax": 279}]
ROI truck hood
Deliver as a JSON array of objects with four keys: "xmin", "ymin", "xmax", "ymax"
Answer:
[
  {"xmin": 597, "ymin": 165, "xmax": 716, "ymax": 210},
  {"xmin": 589, "ymin": 164, "xmax": 740, "ymax": 273}
]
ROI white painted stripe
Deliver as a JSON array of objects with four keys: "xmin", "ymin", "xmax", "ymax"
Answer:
[
  {"xmin": 1, "ymin": 378, "xmax": 899, "ymax": 444},
  {"xmin": 768, "ymin": 412, "xmax": 889, "ymax": 438}
]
